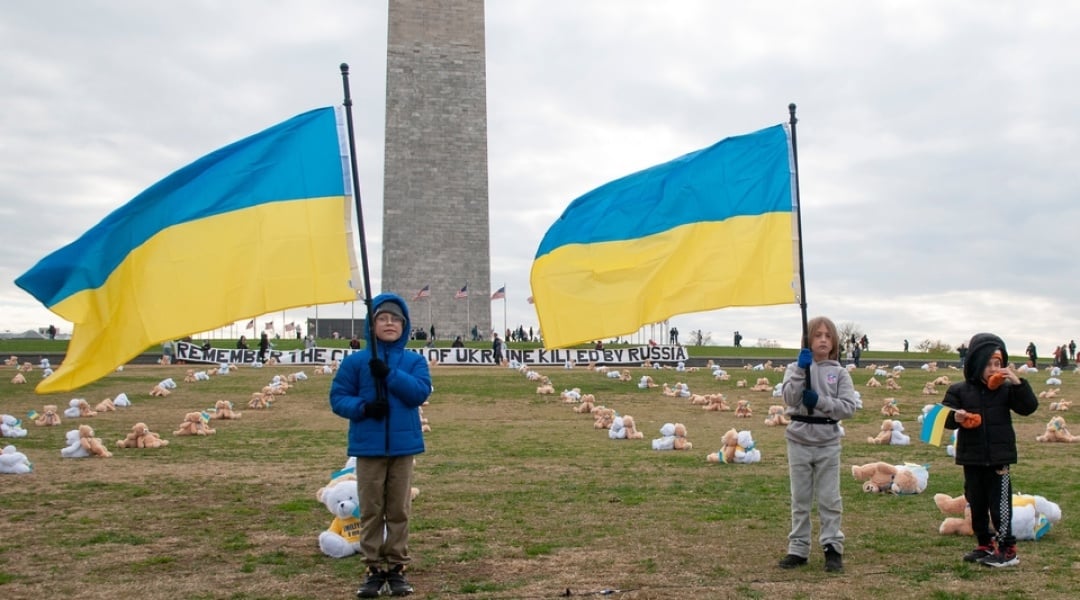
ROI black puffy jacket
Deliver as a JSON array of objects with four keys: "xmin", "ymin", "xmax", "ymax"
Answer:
[{"xmin": 942, "ymin": 333, "xmax": 1038, "ymax": 466}]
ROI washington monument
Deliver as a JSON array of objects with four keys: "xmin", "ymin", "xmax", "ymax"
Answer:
[{"xmin": 382, "ymin": 0, "xmax": 491, "ymax": 341}]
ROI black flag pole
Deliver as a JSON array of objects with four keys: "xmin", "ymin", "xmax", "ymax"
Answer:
[
  {"xmin": 339, "ymin": 64, "xmax": 381, "ymax": 359},
  {"xmin": 789, "ymin": 103, "xmax": 812, "ymax": 404}
]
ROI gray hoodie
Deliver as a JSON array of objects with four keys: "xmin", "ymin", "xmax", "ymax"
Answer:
[{"xmin": 782, "ymin": 359, "xmax": 858, "ymax": 446}]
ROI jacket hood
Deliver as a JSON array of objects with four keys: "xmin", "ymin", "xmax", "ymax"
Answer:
[
  {"xmin": 964, "ymin": 332, "xmax": 1008, "ymax": 384},
  {"xmin": 368, "ymin": 292, "xmax": 411, "ymax": 353}
]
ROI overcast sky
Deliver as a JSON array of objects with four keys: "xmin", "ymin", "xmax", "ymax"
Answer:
[{"xmin": 2, "ymin": 1, "xmax": 1078, "ymax": 355}]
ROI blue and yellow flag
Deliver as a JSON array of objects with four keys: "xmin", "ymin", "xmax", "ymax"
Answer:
[
  {"xmin": 920, "ymin": 404, "xmax": 952, "ymax": 446},
  {"xmin": 530, "ymin": 124, "xmax": 798, "ymax": 348},
  {"xmin": 16, "ymin": 107, "xmax": 359, "ymax": 393}
]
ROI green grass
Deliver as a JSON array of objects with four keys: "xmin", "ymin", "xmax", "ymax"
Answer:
[{"xmin": 0, "ymin": 358, "xmax": 1076, "ymax": 599}]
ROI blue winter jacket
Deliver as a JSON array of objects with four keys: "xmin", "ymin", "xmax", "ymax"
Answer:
[{"xmin": 329, "ymin": 293, "xmax": 432, "ymax": 457}]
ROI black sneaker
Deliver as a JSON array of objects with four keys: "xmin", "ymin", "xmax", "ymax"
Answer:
[
  {"xmin": 778, "ymin": 554, "xmax": 808, "ymax": 569},
  {"xmin": 962, "ymin": 544, "xmax": 994, "ymax": 563},
  {"xmin": 357, "ymin": 566, "xmax": 387, "ymax": 598},
  {"xmin": 385, "ymin": 565, "xmax": 414, "ymax": 596},
  {"xmin": 978, "ymin": 546, "xmax": 1019, "ymax": 568},
  {"xmin": 823, "ymin": 544, "xmax": 843, "ymax": 573}
]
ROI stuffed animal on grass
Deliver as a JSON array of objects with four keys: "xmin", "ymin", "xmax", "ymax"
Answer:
[
  {"xmin": 673, "ymin": 423, "xmax": 693, "ymax": 450},
  {"xmin": 211, "ymin": 400, "xmax": 242, "ymax": 420},
  {"xmin": 174, "ymin": 412, "xmax": 216, "ymax": 436},
  {"xmin": 61, "ymin": 425, "xmax": 112, "ymax": 458},
  {"xmin": 63, "ymin": 398, "xmax": 97, "ymax": 419},
  {"xmin": 1036, "ymin": 415, "xmax": 1079, "ymax": 442},
  {"xmin": 10, "ymin": 372, "xmax": 27, "ymax": 384},
  {"xmin": 94, "ymin": 397, "xmax": 116, "ymax": 412},
  {"xmin": 734, "ymin": 400, "xmax": 752, "ymax": 418},
  {"xmin": 1, "ymin": 414, "xmax": 28, "ymax": 438},
  {"xmin": 112, "ymin": 393, "xmax": 131, "ymax": 408},
  {"xmin": 317, "ymin": 475, "xmax": 363, "ymax": 558},
  {"xmin": 708, "ymin": 428, "xmax": 760, "ymax": 463},
  {"xmin": 764, "ymin": 405, "xmax": 790, "ymax": 426},
  {"xmin": 34, "ymin": 405, "xmax": 62, "ymax": 426},
  {"xmin": 116, "ymin": 423, "xmax": 170, "ymax": 449},
  {"xmin": 652, "ymin": 423, "xmax": 677, "ymax": 451},
  {"xmin": 851, "ymin": 461, "xmax": 928, "ymax": 494},
  {"xmin": 935, "ymin": 492, "xmax": 1061, "ymax": 540},
  {"xmin": 880, "ymin": 398, "xmax": 900, "ymax": 417},
  {"xmin": 0, "ymin": 444, "xmax": 32, "ymax": 474}
]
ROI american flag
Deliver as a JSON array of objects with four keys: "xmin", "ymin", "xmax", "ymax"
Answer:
[
  {"xmin": 455, "ymin": 284, "xmax": 468, "ymax": 299},
  {"xmin": 264, "ymin": 321, "xmax": 274, "ymax": 331},
  {"xmin": 414, "ymin": 284, "xmax": 431, "ymax": 300},
  {"xmin": 245, "ymin": 319, "xmax": 255, "ymax": 329},
  {"xmin": 491, "ymin": 286, "xmax": 505, "ymax": 300},
  {"xmin": 284, "ymin": 322, "xmax": 295, "ymax": 332}
]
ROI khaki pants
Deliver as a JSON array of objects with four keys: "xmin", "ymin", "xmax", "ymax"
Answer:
[
  {"xmin": 355, "ymin": 455, "xmax": 414, "ymax": 568},
  {"xmin": 786, "ymin": 441, "xmax": 845, "ymax": 557}
]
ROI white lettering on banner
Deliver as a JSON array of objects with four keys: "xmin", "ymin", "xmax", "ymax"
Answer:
[{"xmin": 174, "ymin": 341, "xmax": 688, "ymax": 366}]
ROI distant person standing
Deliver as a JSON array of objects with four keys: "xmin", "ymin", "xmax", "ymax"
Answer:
[
  {"xmin": 451, "ymin": 336, "xmax": 464, "ymax": 348},
  {"xmin": 258, "ymin": 332, "xmax": 270, "ymax": 363},
  {"xmin": 1070, "ymin": 340, "xmax": 1076, "ymax": 362},
  {"xmin": 669, "ymin": 326, "xmax": 679, "ymax": 345},
  {"xmin": 492, "ymin": 334, "xmax": 503, "ymax": 365},
  {"xmin": 903, "ymin": 339, "xmax": 909, "ymax": 352},
  {"xmin": 350, "ymin": 336, "xmax": 362, "ymax": 350},
  {"xmin": 957, "ymin": 343, "xmax": 968, "ymax": 368},
  {"xmin": 237, "ymin": 335, "xmax": 249, "ymax": 350},
  {"xmin": 1025, "ymin": 342, "xmax": 1037, "ymax": 368},
  {"xmin": 734, "ymin": 331, "xmax": 743, "ymax": 348},
  {"xmin": 47, "ymin": 324, "xmax": 57, "ymax": 339}
]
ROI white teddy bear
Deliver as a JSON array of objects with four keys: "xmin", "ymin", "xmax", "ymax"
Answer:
[
  {"xmin": 317, "ymin": 475, "xmax": 363, "ymax": 558},
  {"xmin": 63, "ymin": 398, "xmax": 86, "ymax": 419},
  {"xmin": 608, "ymin": 416, "xmax": 627, "ymax": 440},
  {"xmin": 889, "ymin": 420, "xmax": 911, "ymax": 445},
  {"xmin": 0, "ymin": 444, "xmax": 32, "ymax": 474},
  {"xmin": 1, "ymin": 414, "xmax": 28, "ymax": 438},
  {"xmin": 60, "ymin": 429, "xmax": 90, "ymax": 458},
  {"xmin": 651, "ymin": 423, "xmax": 677, "ymax": 451},
  {"xmin": 112, "ymin": 392, "xmax": 131, "ymax": 407},
  {"xmin": 734, "ymin": 431, "xmax": 762, "ymax": 463}
]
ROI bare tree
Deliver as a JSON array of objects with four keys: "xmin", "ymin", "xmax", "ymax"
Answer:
[
  {"xmin": 917, "ymin": 339, "xmax": 953, "ymax": 353},
  {"xmin": 837, "ymin": 322, "xmax": 864, "ymax": 347}
]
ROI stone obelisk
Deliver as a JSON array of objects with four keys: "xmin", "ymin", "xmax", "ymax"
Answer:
[{"xmin": 382, "ymin": 0, "xmax": 491, "ymax": 341}]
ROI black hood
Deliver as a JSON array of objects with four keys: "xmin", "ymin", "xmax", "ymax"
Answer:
[{"xmin": 964, "ymin": 332, "xmax": 1008, "ymax": 384}]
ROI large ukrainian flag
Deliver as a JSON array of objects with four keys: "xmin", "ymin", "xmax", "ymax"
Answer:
[
  {"xmin": 530, "ymin": 124, "xmax": 798, "ymax": 348},
  {"xmin": 16, "ymin": 107, "xmax": 359, "ymax": 393}
]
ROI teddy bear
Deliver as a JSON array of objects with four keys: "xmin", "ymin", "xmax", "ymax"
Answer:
[
  {"xmin": 317, "ymin": 474, "xmax": 363, "ymax": 558},
  {"xmin": 621, "ymin": 415, "xmax": 644, "ymax": 439},
  {"xmin": 734, "ymin": 399, "xmax": 752, "ymax": 418},
  {"xmin": 672, "ymin": 423, "xmax": 692, "ymax": 450},
  {"xmin": 211, "ymin": 400, "xmax": 242, "ymax": 420},
  {"xmin": 652, "ymin": 423, "xmax": 677, "ymax": 450},
  {"xmin": 608, "ymin": 415, "xmax": 628, "ymax": 439},
  {"xmin": 707, "ymin": 428, "xmax": 740, "ymax": 463},
  {"xmin": 11, "ymin": 372, "xmax": 27, "ymax": 384},
  {"xmin": 889, "ymin": 463, "xmax": 927, "ymax": 494},
  {"xmin": 63, "ymin": 398, "xmax": 97, "ymax": 419},
  {"xmin": 0, "ymin": 444, "xmax": 32, "ymax": 474},
  {"xmin": 149, "ymin": 383, "xmax": 171, "ymax": 397},
  {"xmin": 112, "ymin": 393, "xmax": 131, "ymax": 407},
  {"xmin": 34, "ymin": 405, "xmax": 62, "ymax": 426},
  {"xmin": 60, "ymin": 428, "xmax": 90, "ymax": 458},
  {"xmin": 764, "ymin": 405, "xmax": 790, "ymax": 426},
  {"xmin": 880, "ymin": 398, "xmax": 900, "ymax": 417},
  {"xmin": 1048, "ymin": 400, "xmax": 1072, "ymax": 411},
  {"xmin": 573, "ymin": 395, "xmax": 596, "ymax": 414},
  {"xmin": 1, "ymin": 414, "xmax": 28, "ymax": 438},
  {"xmin": 63, "ymin": 425, "xmax": 112, "ymax": 458},
  {"xmin": 702, "ymin": 393, "xmax": 730, "ymax": 412},
  {"xmin": 116, "ymin": 422, "xmax": 170, "ymax": 449},
  {"xmin": 174, "ymin": 412, "xmax": 216, "ymax": 436},
  {"xmin": 933, "ymin": 493, "xmax": 974, "ymax": 535},
  {"xmin": 851, "ymin": 461, "xmax": 900, "ymax": 493},
  {"xmin": 249, "ymin": 391, "xmax": 274, "ymax": 409},
  {"xmin": 592, "ymin": 407, "xmax": 615, "ymax": 430},
  {"xmin": 1036, "ymin": 415, "xmax": 1079, "ymax": 442},
  {"xmin": 935, "ymin": 492, "xmax": 1061, "ymax": 540},
  {"xmin": 889, "ymin": 420, "xmax": 911, "ymax": 445},
  {"xmin": 94, "ymin": 397, "xmax": 116, "ymax": 412},
  {"xmin": 734, "ymin": 430, "xmax": 762, "ymax": 463},
  {"xmin": 867, "ymin": 419, "xmax": 902, "ymax": 444}
]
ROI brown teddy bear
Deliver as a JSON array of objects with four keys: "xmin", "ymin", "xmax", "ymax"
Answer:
[
  {"xmin": 174, "ymin": 412, "xmax": 216, "ymax": 436},
  {"xmin": 933, "ymin": 493, "xmax": 974, "ymax": 536},
  {"xmin": 851, "ymin": 461, "xmax": 898, "ymax": 493},
  {"xmin": 734, "ymin": 399, "xmax": 752, "ymax": 418},
  {"xmin": 880, "ymin": 398, "xmax": 900, "ymax": 417},
  {"xmin": 867, "ymin": 419, "xmax": 894, "ymax": 444},
  {"xmin": 10, "ymin": 372, "xmax": 27, "ymax": 384},
  {"xmin": 1036, "ymin": 415, "xmax": 1079, "ymax": 442},
  {"xmin": 573, "ymin": 395, "xmax": 596, "ymax": 414},
  {"xmin": 707, "ymin": 428, "xmax": 740, "ymax": 463},
  {"xmin": 116, "ymin": 422, "xmax": 170, "ymax": 449},
  {"xmin": 94, "ymin": 398, "xmax": 116, "ymax": 412},
  {"xmin": 34, "ymin": 405, "xmax": 62, "ymax": 426},
  {"xmin": 211, "ymin": 400, "xmax": 242, "ymax": 420},
  {"xmin": 78, "ymin": 424, "xmax": 113, "ymax": 457},
  {"xmin": 764, "ymin": 405, "xmax": 790, "ymax": 426},
  {"xmin": 621, "ymin": 415, "xmax": 644, "ymax": 439},
  {"xmin": 672, "ymin": 423, "xmax": 692, "ymax": 450},
  {"xmin": 248, "ymin": 391, "xmax": 274, "ymax": 409}
]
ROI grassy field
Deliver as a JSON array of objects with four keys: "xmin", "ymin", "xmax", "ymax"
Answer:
[{"xmin": 1, "ymin": 352, "xmax": 1077, "ymax": 599}]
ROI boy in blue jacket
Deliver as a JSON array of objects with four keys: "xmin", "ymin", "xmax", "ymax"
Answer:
[{"xmin": 330, "ymin": 293, "xmax": 432, "ymax": 597}]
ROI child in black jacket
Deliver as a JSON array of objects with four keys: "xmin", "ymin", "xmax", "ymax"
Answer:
[{"xmin": 942, "ymin": 333, "xmax": 1038, "ymax": 568}]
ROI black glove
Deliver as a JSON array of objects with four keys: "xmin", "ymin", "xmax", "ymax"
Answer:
[
  {"xmin": 802, "ymin": 389, "xmax": 819, "ymax": 410},
  {"xmin": 369, "ymin": 358, "xmax": 390, "ymax": 380},
  {"xmin": 363, "ymin": 397, "xmax": 388, "ymax": 420}
]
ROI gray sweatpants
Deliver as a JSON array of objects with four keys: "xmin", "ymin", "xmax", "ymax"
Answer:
[{"xmin": 786, "ymin": 440, "xmax": 845, "ymax": 557}]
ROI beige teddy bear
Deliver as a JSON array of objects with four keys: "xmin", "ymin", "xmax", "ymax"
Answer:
[
  {"xmin": 174, "ymin": 412, "xmax": 216, "ymax": 436},
  {"xmin": 934, "ymin": 493, "xmax": 974, "ymax": 536},
  {"xmin": 621, "ymin": 415, "xmax": 644, "ymax": 439},
  {"xmin": 764, "ymin": 405, "xmax": 790, "ymax": 426},
  {"xmin": 78, "ymin": 424, "xmax": 113, "ymax": 457},
  {"xmin": 1036, "ymin": 415, "xmax": 1079, "ymax": 442},
  {"xmin": 880, "ymin": 398, "xmax": 900, "ymax": 417},
  {"xmin": 672, "ymin": 423, "xmax": 692, "ymax": 450},
  {"xmin": 212, "ymin": 399, "xmax": 242, "ymax": 420},
  {"xmin": 734, "ymin": 399, "xmax": 752, "ymax": 418},
  {"xmin": 867, "ymin": 419, "xmax": 894, "ymax": 444},
  {"xmin": 34, "ymin": 405, "xmax": 62, "ymax": 426},
  {"xmin": 116, "ymin": 422, "xmax": 170, "ymax": 448},
  {"xmin": 851, "ymin": 461, "xmax": 898, "ymax": 493}
]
